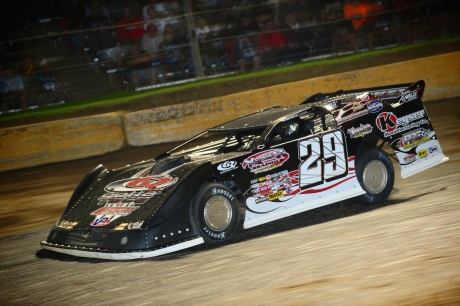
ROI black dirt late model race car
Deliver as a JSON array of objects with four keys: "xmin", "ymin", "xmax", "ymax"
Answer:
[{"xmin": 41, "ymin": 80, "xmax": 449, "ymax": 260}]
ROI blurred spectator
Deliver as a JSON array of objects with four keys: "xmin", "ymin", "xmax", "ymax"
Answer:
[
  {"xmin": 393, "ymin": 0, "xmax": 432, "ymax": 44},
  {"xmin": 142, "ymin": 0, "xmax": 166, "ymax": 21},
  {"xmin": 200, "ymin": 25, "xmax": 230, "ymax": 74},
  {"xmin": 116, "ymin": 5, "xmax": 145, "ymax": 45},
  {"xmin": 37, "ymin": 61, "xmax": 68, "ymax": 105},
  {"xmin": 427, "ymin": 0, "xmax": 460, "ymax": 37},
  {"xmin": 279, "ymin": 12, "xmax": 314, "ymax": 63},
  {"xmin": 233, "ymin": 35, "xmax": 260, "ymax": 73},
  {"xmin": 85, "ymin": 19, "xmax": 118, "ymax": 59},
  {"xmin": 195, "ymin": 16, "xmax": 210, "ymax": 41},
  {"xmin": 122, "ymin": 40, "xmax": 160, "ymax": 89},
  {"xmin": 392, "ymin": 0, "xmax": 414, "ymax": 44},
  {"xmin": 366, "ymin": 1, "xmax": 402, "ymax": 50},
  {"xmin": 20, "ymin": 56, "xmax": 42, "ymax": 108},
  {"xmin": 143, "ymin": 0, "xmax": 168, "ymax": 32},
  {"xmin": 158, "ymin": 25, "xmax": 185, "ymax": 79},
  {"xmin": 316, "ymin": 8, "xmax": 360, "ymax": 57},
  {"xmin": 85, "ymin": 1, "xmax": 111, "ymax": 28},
  {"xmin": 61, "ymin": 0, "xmax": 86, "ymax": 51},
  {"xmin": 85, "ymin": 1, "xmax": 111, "ymax": 24},
  {"xmin": 343, "ymin": 0, "xmax": 371, "ymax": 31},
  {"xmin": 143, "ymin": 0, "xmax": 182, "ymax": 33},
  {"xmin": 231, "ymin": 12, "xmax": 261, "ymax": 72},
  {"xmin": 142, "ymin": 23, "xmax": 163, "ymax": 60},
  {"xmin": 0, "ymin": 65, "xmax": 27, "ymax": 113},
  {"xmin": 257, "ymin": 19, "xmax": 285, "ymax": 68}
]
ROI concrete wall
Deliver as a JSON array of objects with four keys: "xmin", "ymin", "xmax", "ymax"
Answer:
[
  {"xmin": 1, "ymin": 52, "xmax": 459, "ymax": 172},
  {"xmin": 0, "ymin": 113, "xmax": 125, "ymax": 171}
]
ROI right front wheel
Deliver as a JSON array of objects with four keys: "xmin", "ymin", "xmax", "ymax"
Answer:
[{"xmin": 355, "ymin": 149, "xmax": 395, "ymax": 204}]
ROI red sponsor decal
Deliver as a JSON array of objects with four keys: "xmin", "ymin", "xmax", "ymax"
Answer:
[
  {"xmin": 242, "ymin": 149, "xmax": 290, "ymax": 173},
  {"xmin": 403, "ymin": 154, "xmax": 417, "ymax": 164},
  {"xmin": 91, "ymin": 207, "xmax": 138, "ymax": 216},
  {"xmin": 90, "ymin": 217, "xmax": 112, "ymax": 227},
  {"xmin": 126, "ymin": 176, "xmax": 176, "ymax": 191},
  {"xmin": 376, "ymin": 112, "xmax": 397, "ymax": 133}
]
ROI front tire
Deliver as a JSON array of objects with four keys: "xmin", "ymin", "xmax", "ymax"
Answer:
[
  {"xmin": 193, "ymin": 183, "xmax": 240, "ymax": 243},
  {"xmin": 355, "ymin": 149, "xmax": 394, "ymax": 204}
]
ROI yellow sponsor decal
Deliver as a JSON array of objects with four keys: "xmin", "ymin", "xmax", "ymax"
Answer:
[
  {"xmin": 268, "ymin": 190, "xmax": 284, "ymax": 201},
  {"xmin": 417, "ymin": 149, "xmax": 428, "ymax": 158},
  {"xmin": 403, "ymin": 137, "xmax": 429, "ymax": 149}
]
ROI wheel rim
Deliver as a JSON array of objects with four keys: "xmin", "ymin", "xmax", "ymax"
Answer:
[
  {"xmin": 204, "ymin": 196, "xmax": 233, "ymax": 231},
  {"xmin": 363, "ymin": 160, "xmax": 388, "ymax": 194}
]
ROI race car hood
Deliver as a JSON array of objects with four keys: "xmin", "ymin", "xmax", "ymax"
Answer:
[{"xmin": 56, "ymin": 155, "xmax": 213, "ymax": 231}]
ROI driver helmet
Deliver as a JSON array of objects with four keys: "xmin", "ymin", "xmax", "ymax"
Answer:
[{"xmin": 280, "ymin": 120, "xmax": 299, "ymax": 140}]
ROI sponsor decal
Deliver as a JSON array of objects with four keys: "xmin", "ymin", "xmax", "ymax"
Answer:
[
  {"xmin": 400, "ymin": 89, "xmax": 418, "ymax": 103},
  {"xmin": 402, "ymin": 136, "xmax": 429, "ymax": 149},
  {"xmin": 401, "ymin": 128, "xmax": 430, "ymax": 149},
  {"xmin": 417, "ymin": 149, "xmax": 428, "ymax": 158},
  {"xmin": 106, "ymin": 174, "xmax": 178, "ymax": 192},
  {"xmin": 250, "ymin": 170, "xmax": 296, "ymax": 203},
  {"xmin": 57, "ymin": 220, "xmax": 79, "ymax": 229},
  {"xmin": 90, "ymin": 171, "xmax": 178, "ymax": 227},
  {"xmin": 217, "ymin": 160, "xmax": 239, "ymax": 173},
  {"xmin": 115, "ymin": 221, "xmax": 144, "ymax": 230},
  {"xmin": 376, "ymin": 112, "xmax": 397, "ymax": 133},
  {"xmin": 356, "ymin": 92, "xmax": 370, "ymax": 102},
  {"xmin": 403, "ymin": 154, "xmax": 417, "ymax": 164},
  {"xmin": 212, "ymin": 187, "xmax": 235, "ymax": 201},
  {"xmin": 428, "ymin": 146, "xmax": 439, "ymax": 154},
  {"xmin": 327, "ymin": 101, "xmax": 339, "ymax": 109},
  {"xmin": 268, "ymin": 190, "xmax": 284, "ymax": 201},
  {"xmin": 352, "ymin": 102, "xmax": 364, "ymax": 111},
  {"xmin": 336, "ymin": 109, "xmax": 369, "ymax": 124},
  {"xmin": 91, "ymin": 217, "xmax": 112, "ymax": 227},
  {"xmin": 203, "ymin": 227, "xmax": 226, "ymax": 239},
  {"xmin": 347, "ymin": 124, "xmax": 373, "ymax": 138},
  {"xmin": 376, "ymin": 110, "xmax": 428, "ymax": 137},
  {"xmin": 69, "ymin": 241, "xmax": 103, "ymax": 247},
  {"xmin": 367, "ymin": 99, "xmax": 383, "ymax": 113},
  {"xmin": 91, "ymin": 207, "xmax": 138, "ymax": 216},
  {"xmin": 242, "ymin": 149, "xmax": 290, "ymax": 173}
]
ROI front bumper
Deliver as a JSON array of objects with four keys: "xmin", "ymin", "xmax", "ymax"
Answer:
[{"xmin": 40, "ymin": 236, "xmax": 204, "ymax": 260}]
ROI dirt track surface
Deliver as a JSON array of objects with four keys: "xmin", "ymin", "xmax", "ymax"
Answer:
[{"xmin": 0, "ymin": 98, "xmax": 459, "ymax": 305}]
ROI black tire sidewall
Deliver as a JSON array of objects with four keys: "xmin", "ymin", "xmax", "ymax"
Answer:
[
  {"xmin": 194, "ymin": 183, "xmax": 240, "ymax": 243},
  {"xmin": 356, "ymin": 149, "xmax": 395, "ymax": 204}
]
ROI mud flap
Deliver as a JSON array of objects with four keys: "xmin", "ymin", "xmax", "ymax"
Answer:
[{"xmin": 396, "ymin": 140, "xmax": 449, "ymax": 179}]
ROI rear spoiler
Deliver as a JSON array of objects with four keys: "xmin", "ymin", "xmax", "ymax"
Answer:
[{"xmin": 300, "ymin": 80, "xmax": 425, "ymax": 106}]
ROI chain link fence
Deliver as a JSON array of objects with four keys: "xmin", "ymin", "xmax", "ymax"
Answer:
[{"xmin": 0, "ymin": 0, "xmax": 458, "ymax": 115}]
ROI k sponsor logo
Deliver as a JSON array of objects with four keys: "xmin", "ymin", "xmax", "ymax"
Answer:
[
  {"xmin": 376, "ymin": 112, "xmax": 397, "ymax": 133},
  {"xmin": 376, "ymin": 110, "xmax": 428, "ymax": 137}
]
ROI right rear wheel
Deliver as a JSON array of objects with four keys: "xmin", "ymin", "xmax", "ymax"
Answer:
[{"xmin": 355, "ymin": 149, "xmax": 395, "ymax": 204}]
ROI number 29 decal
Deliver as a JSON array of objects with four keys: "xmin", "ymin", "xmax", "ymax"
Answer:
[{"xmin": 298, "ymin": 130, "xmax": 348, "ymax": 189}]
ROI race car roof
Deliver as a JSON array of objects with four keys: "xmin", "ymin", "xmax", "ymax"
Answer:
[{"xmin": 209, "ymin": 105, "xmax": 309, "ymax": 132}]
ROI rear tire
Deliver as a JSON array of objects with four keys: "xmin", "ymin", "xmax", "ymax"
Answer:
[
  {"xmin": 355, "ymin": 149, "xmax": 394, "ymax": 204},
  {"xmin": 193, "ymin": 183, "xmax": 240, "ymax": 243}
]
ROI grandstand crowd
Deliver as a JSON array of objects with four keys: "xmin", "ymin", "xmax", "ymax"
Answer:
[{"xmin": 1, "ymin": 0, "xmax": 459, "ymax": 114}]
